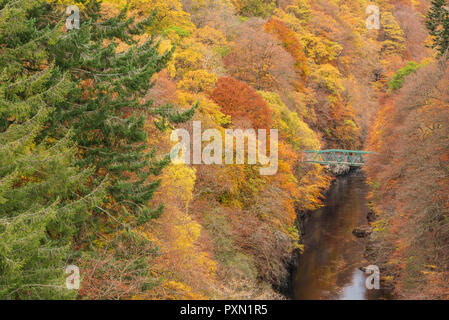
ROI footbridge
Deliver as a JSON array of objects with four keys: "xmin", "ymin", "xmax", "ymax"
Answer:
[{"xmin": 303, "ymin": 149, "xmax": 374, "ymax": 167}]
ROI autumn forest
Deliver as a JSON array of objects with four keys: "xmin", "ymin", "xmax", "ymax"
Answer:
[{"xmin": 0, "ymin": 0, "xmax": 448, "ymax": 301}]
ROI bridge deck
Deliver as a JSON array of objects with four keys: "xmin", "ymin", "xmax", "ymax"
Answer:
[{"xmin": 303, "ymin": 149, "xmax": 374, "ymax": 167}]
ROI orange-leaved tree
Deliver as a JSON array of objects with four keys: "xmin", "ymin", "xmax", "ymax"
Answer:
[
  {"xmin": 264, "ymin": 18, "xmax": 309, "ymax": 85},
  {"xmin": 210, "ymin": 77, "xmax": 272, "ymax": 130}
]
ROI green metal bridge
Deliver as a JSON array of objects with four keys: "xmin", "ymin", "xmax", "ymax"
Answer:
[{"xmin": 303, "ymin": 149, "xmax": 374, "ymax": 167}]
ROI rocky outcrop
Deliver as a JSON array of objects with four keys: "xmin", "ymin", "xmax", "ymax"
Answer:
[
  {"xmin": 352, "ymin": 226, "xmax": 373, "ymax": 238},
  {"xmin": 367, "ymin": 209, "xmax": 376, "ymax": 223},
  {"xmin": 325, "ymin": 164, "xmax": 351, "ymax": 176}
]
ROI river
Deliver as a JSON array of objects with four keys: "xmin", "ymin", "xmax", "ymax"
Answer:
[{"xmin": 291, "ymin": 169, "xmax": 385, "ymax": 300}]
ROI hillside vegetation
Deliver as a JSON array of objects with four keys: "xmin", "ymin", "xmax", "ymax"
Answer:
[
  {"xmin": 0, "ymin": 0, "xmax": 447, "ymax": 299},
  {"xmin": 366, "ymin": 0, "xmax": 449, "ymax": 300}
]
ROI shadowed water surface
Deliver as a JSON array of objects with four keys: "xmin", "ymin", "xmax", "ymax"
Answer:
[{"xmin": 292, "ymin": 170, "xmax": 383, "ymax": 300}]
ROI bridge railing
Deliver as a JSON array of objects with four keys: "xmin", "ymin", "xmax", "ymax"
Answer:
[{"xmin": 302, "ymin": 149, "xmax": 375, "ymax": 167}]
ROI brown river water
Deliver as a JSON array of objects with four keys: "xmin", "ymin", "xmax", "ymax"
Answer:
[{"xmin": 291, "ymin": 169, "xmax": 388, "ymax": 300}]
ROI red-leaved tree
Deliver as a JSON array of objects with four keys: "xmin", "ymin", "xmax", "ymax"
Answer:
[{"xmin": 210, "ymin": 77, "xmax": 272, "ymax": 130}]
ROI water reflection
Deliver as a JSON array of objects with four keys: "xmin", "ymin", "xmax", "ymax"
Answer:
[{"xmin": 292, "ymin": 170, "xmax": 380, "ymax": 300}]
